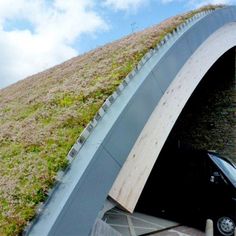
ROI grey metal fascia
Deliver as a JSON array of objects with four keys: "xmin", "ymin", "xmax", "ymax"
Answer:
[{"xmin": 25, "ymin": 6, "xmax": 236, "ymax": 236}]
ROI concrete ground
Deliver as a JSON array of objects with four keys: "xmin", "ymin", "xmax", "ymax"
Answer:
[
  {"xmin": 149, "ymin": 225, "xmax": 204, "ymax": 236},
  {"xmin": 104, "ymin": 208, "xmax": 205, "ymax": 236}
]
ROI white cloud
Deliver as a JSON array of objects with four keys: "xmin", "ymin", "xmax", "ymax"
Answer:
[
  {"xmin": 0, "ymin": 0, "xmax": 107, "ymax": 88},
  {"xmin": 103, "ymin": 0, "xmax": 147, "ymax": 11},
  {"xmin": 160, "ymin": 0, "xmax": 234, "ymax": 6}
]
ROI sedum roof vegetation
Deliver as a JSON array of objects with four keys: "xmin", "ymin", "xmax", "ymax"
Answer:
[{"xmin": 0, "ymin": 5, "xmax": 223, "ymax": 235}]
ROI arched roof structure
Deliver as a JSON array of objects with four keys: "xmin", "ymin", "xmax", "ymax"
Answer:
[{"xmin": 27, "ymin": 6, "xmax": 236, "ymax": 236}]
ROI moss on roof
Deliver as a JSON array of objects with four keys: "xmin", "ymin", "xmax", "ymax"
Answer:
[{"xmin": 0, "ymin": 5, "xmax": 223, "ymax": 235}]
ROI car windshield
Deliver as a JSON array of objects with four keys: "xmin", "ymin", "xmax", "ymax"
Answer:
[{"xmin": 209, "ymin": 153, "xmax": 236, "ymax": 188}]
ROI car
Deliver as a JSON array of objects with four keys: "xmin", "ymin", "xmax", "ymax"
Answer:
[{"xmin": 136, "ymin": 148, "xmax": 236, "ymax": 236}]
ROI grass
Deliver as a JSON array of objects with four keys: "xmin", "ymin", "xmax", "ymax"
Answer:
[{"xmin": 0, "ymin": 5, "xmax": 224, "ymax": 235}]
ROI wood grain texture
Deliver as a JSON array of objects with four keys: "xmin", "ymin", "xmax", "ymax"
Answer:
[{"xmin": 109, "ymin": 22, "xmax": 236, "ymax": 212}]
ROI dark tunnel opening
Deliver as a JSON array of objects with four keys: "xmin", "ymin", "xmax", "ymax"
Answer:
[
  {"xmin": 165, "ymin": 46, "xmax": 236, "ymax": 159},
  {"xmin": 135, "ymin": 47, "xmax": 236, "ymax": 231}
]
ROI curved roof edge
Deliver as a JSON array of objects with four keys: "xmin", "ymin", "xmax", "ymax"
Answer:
[
  {"xmin": 109, "ymin": 21, "xmax": 236, "ymax": 214},
  {"xmin": 25, "ymin": 6, "xmax": 236, "ymax": 236}
]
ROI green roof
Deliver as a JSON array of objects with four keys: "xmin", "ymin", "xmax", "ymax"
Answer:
[{"xmin": 0, "ymin": 5, "xmax": 223, "ymax": 235}]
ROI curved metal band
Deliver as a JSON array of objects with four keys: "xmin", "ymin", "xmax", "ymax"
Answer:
[{"xmin": 27, "ymin": 6, "xmax": 236, "ymax": 236}]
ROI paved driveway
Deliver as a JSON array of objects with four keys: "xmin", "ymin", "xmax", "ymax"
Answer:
[
  {"xmin": 103, "ymin": 208, "xmax": 204, "ymax": 236},
  {"xmin": 149, "ymin": 225, "xmax": 204, "ymax": 236}
]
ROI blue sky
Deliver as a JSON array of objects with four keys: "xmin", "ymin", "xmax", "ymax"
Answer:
[{"xmin": 0, "ymin": 0, "xmax": 235, "ymax": 88}]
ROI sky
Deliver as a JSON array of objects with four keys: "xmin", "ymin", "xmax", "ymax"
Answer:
[{"xmin": 0, "ymin": 0, "xmax": 235, "ymax": 89}]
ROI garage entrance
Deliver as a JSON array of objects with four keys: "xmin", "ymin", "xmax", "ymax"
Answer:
[{"xmin": 135, "ymin": 47, "xmax": 236, "ymax": 232}]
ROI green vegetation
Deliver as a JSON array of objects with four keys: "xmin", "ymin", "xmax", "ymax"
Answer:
[{"xmin": 0, "ymin": 5, "xmax": 223, "ymax": 235}]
